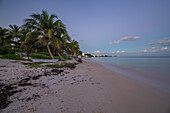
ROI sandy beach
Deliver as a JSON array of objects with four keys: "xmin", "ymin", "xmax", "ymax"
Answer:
[{"xmin": 0, "ymin": 59, "xmax": 170, "ymax": 113}]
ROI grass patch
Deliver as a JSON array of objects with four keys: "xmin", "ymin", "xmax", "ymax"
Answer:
[
  {"xmin": 27, "ymin": 59, "xmax": 33, "ymax": 62},
  {"xmin": 31, "ymin": 53, "xmax": 51, "ymax": 59},
  {"xmin": 0, "ymin": 54, "xmax": 25, "ymax": 60},
  {"xmin": 39, "ymin": 52, "xmax": 50, "ymax": 56},
  {"xmin": 45, "ymin": 62, "xmax": 76, "ymax": 69},
  {"xmin": 45, "ymin": 64, "xmax": 63, "ymax": 68},
  {"xmin": 31, "ymin": 53, "xmax": 61, "ymax": 60},
  {"xmin": 27, "ymin": 61, "xmax": 76, "ymax": 69},
  {"xmin": 27, "ymin": 62, "xmax": 45, "ymax": 68}
]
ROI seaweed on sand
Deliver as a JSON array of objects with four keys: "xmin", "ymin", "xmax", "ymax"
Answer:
[{"xmin": 0, "ymin": 83, "xmax": 21, "ymax": 109}]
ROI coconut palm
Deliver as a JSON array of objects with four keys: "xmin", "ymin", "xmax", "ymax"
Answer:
[
  {"xmin": 7, "ymin": 24, "xmax": 23, "ymax": 50},
  {"xmin": 0, "ymin": 27, "xmax": 14, "ymax": 54},
  {"xmin": 51, "ymin": 26, "xmax": 71, "ymax": 60},
  {"xmin": 18, "ymin": 28, "xmax": 31, "ymax": 44},
  {"xmin": 51, "ymin": 37, "xmax": 65, "ymax": 60},
  {"xmin": 0, "ymin": 27, "xmax": 9, "ymax": 46},
  {"xmin": 69, "ymin": 40, "xmax": 80, "ymax": 56},
  {"xmin": 24, "ymin": 10, "xmax": 66, "ymax": 59},
  {"xmin": 21, "ymin": 31, "xmax": 41, "ymax": 59},
  {"xmin": 8, "ymin": 25, "xmax": 21, "ymax": 42}
]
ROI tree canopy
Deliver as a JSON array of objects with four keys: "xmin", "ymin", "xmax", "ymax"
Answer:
[{"xmin": 0, "ymin": 10, "xmax": 82, "ymax": 60}]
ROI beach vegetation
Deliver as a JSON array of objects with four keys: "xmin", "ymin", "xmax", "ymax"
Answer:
[
  {"xmin": 27, "ymin": 62, "xmax": 45, "ymax": 68},
  {"xmin": 0, "ymin": 54, "xmax": 25, "ymax": 60},
  {"xmin": 44, "ymin": 62, "xmax": 76, "ymax": 68},
  {"xmin": 0, "ymin": 10, "xmax": 82, "ymax": 61},
  {"xmin": 27, "ymin": 61, "xmax": 75, "ymax": 69},
  {"xmin": 31, "ymin": 53, "xmax": 51, "ymax": 59},
  {"xmin": 84, "ymin": 53, "xmax": 93, "ymax": 57}
]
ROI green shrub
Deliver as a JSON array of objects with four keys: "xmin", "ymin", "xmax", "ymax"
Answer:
[
  {"xmin": 31, "ymin": 53, "xmax": 51, "ymax": 59},
  {"xmin": 84, "ymin": 53, "xmax": 93, "ymax": 57},
  {"xmin": 60, "ymin": 54, "xmax": 72, "ymax": 60},
  {"xmin": 0, "ymin": 54, "xmax": 25, "ymax": 60},
  {"xmin": 39, "ymin": 52, "xmax": 50, "ymax": 56},
  {"xmin": 45, "ymin": 64, "xmax": 62, "ymax": 68},
  {"xmin": 0, "ymin": 48, "xmax": 15, "ymax": 55},
  {"xmin": 27, "ymin": 59, "xmax": 33, "ymax": 62},
  {"xmin": 28, "ymin": 62, "xmax": 44, "ymax": 68},
  {"xmin": 45, "ymin": 62, "xmax": 75, "ymax": 68},
  {"xmin": 54, "ymin": 56, "xmax": 60, "ymax": 59},
  {"xmin": 30, "ymin": 53, "xmax": 71, "ymax": 60}
]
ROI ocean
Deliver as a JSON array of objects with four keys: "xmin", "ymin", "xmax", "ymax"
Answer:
[{"xmin": 87, "ymin": 56, "xmax": 170, "ymax": 95}]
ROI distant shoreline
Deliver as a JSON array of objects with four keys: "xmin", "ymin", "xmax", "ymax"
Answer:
[{"xmin": 83, "ymin": 54, "xmax": 117, "ymax": 57}]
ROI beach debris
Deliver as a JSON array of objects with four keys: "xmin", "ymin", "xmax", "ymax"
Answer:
[{"xmin": 0, "ymin": 83, "xmax": 22, "ymax": 109}]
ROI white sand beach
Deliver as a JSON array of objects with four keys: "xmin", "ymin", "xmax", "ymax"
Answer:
[{"xmin": 0, "ymin": 59, "xmax": 170, "ymax": 113}]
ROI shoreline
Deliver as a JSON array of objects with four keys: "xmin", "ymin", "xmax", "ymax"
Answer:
[
  {"xmin": 0, "ymin": 59, "xmax": 170, "ymax": 113},
  {"xmin": 87, "ymin": 58, "xmax": 170, "ymax": 96}
]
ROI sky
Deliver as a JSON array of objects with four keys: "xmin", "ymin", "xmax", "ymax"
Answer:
[{"xmin": 0, "ymin": 0, "xmax": 170, "ymax": 56}]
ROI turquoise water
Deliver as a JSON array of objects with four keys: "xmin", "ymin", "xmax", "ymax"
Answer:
[{"xmin": 87, "ymin": 56, "xmax": 170, "ymax": 95}]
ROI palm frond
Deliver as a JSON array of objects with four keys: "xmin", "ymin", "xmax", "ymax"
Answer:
[
  {"xmin": 9, "ymin": 25, "xmax": 13, "ymax": 29},
  {"xmin": 49, "ymin": 14, "xmax": 58, "ymax": 20},
  {"xmin": 30, "ymin": 14, "xmax": 41, "ymax": 20}
]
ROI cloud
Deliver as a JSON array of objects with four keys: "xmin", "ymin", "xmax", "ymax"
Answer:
[
  {"xmin": 121, "ymin": 50, "xmax": 126, "ymax": 53},
  {"xmin": 109, "ymin": 36, "xmax": 141, "ymax": 45},
  {"xmin": 121, "ymin": 36, "xmax": 141, "ymax": 41},
  {"xmin": 148, "ymin": 39, "xmax": 170, "ymax": 46},
  {"xmin": 116, "ymin": 50, "xmax": 120, "ymax": 53},
  {"xmin": 161, "ymin": 47, "xmax": 168, "ymax": 50},
  {"xmin": 94, "ymin": 50, "xmax": 100, "ymax": 54},
  {"xmin": 112, "ymin": 50, "xmax": 126, "ymax": 54},
  {"xmin": 143, "ymin": 49, "xmax": 148, "ymax": 52},
  {"xmin": 109, "ymin": 40, "xmax": 121, "ymax": 45}
]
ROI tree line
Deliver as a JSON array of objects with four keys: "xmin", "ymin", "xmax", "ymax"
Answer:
[{"xmin": 0, "ymin": 10, "xmax": 82, "ymax": 60}]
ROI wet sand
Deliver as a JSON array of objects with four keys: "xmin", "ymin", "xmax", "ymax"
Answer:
[{"xmin": 0, "ymin": 59, "xmax": 170, "ymax": 113}]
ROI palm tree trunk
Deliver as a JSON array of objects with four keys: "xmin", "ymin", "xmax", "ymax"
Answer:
[
  {"xmin": 74, "ymin": 52, "xmax": 76, "ymax": 56},
  {"xmin": 57, "ymin": 51, "xmax": 65, "ymax": 61},
  {"xmin": 27, "ymin": 51, "xmax": 30, "ymax": 59},
  {"xmin": 64, "ymin": 51, "xmax": 69, "ymax": 57},
  {"xmin": 46, "ymin": 40, "xmax": 54, "ymax": 59}
]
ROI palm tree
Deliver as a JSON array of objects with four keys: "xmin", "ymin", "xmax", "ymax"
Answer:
[
  {"xmin": 0, "ymin": 27, "xmax": 9, "ymax": 46},
  {"xmin": 21, "ymin": 31, "xmax": 41, "ymax": 59},
  {"xmin": 51, "ymin": 26, "xmax": 71, "ymax": 60},
  {"xmin": 8, "ymin": 24, "xmax": 22, "ymax": 50},
  {"xmin": 0, "ymin": 27, "xmax": 13, "ymax": 54},
  {"xmin": 24, "ymin": 10, "xmax": 66, "ymax": 59},
  {"xmin": 8, "ymin": 25, "xmax": 21, "ymax": 42},
  {"xmin": 51, "ymin": 36, "xmax": 65, "ymax": 60},
  {"xmin": 69, "ymin": 40, "xmax": 80, "ymax": 56},
  {"xmin": 18, "ymin": 28, "xmax": 31, "ymax": 44}
]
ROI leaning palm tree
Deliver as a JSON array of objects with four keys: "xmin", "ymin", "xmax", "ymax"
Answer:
[
  {"xmin": 51, "ymin": 37, "xmax": 65, "ymax": 60},
  {"xmin": 52, "ymin": 25, "xmax": 71, "ymax": 60},
  {"xmin": 24, "ymin": 10, "xmax": 66, "ymax": 59}
]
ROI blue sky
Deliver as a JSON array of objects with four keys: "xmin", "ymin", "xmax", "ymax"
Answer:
[{"xmin": 0, "ymin": 0, "xmax": 170, "ymax": 56}]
